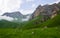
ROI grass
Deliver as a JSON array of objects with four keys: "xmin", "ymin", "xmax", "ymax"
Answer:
[
  {"xmin": 0, "ymin": 27, "xmax": 60, "ymax": 38},
  {"xmin": 0, "ymin": 20, "xmax": 24, "ymax": 28}
]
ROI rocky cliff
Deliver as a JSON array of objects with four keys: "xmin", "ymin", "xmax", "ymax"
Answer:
[{"xmin": 31, "ymin": 2, "xmax": 60, "ymax": 22}]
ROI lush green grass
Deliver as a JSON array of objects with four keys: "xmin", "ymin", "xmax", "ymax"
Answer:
[
  {"xmin": 0, "ymin": 27, "xmax": 60, "ymax": 38},
  {"xmin": 0, "ymin": 20, "xmax": 20, "ymax": 28},
  {"xmin": 39, "ymin": 14, "xmax": 60, "ymax": 27}
]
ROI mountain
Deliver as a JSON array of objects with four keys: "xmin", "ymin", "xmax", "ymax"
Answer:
[
  {"xmin": 2, "ymin": 11, "xmax": 23, "ymax": 18},
  {"xmin": 22, "ymin": 2, "xmax": 60, "ymax": 29},
  {"xmin": 2, "ymin": 11, "xmax": 23, "ymax": 22},
  {"xmin": 30, "ymin": 2, "xmax": 60, "ymax": 22},
  {"xmin": 22, "ymin": 10, "xmax": 60, "ymax": 29}
]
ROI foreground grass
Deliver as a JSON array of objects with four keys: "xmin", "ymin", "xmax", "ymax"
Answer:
[{"xmin": 0, "ymin": 27, "xmax": 60, "ymax": 38}]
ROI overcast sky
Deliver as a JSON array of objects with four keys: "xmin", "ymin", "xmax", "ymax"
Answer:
[{"xmin": 0, "ymin": 0, "xmax": 60, "ymax": 15}]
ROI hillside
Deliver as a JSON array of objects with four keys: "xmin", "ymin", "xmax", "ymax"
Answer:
[
  {"xmin": 22, "ymin": 11, "xmax": 60, "ymax": 29},
  {"xmin": 0, "ymin": 13, "xmax": 60, "ymax": 38},
  {"xmin": 0, "ymin": 20, "xmax": 21, "ymax": 28}
]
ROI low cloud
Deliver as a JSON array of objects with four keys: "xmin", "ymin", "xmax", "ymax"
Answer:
[
  {"xmin": 55, "ymin": 0, "xmax": 60, "ymax": 3},
  {"xmin": 0, "ymin": 16, "xmax": 14, "ymax": 21},
  {"xmin": 22, "ymin": 15, "xmax": 30, "ymax": 21}
]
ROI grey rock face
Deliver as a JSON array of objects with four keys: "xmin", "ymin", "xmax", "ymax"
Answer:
[{"xmin": 31, "ymin": 2, "xmax": 60, "ymax": 21}]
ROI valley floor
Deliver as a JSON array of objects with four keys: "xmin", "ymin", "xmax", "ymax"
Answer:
[{"xmin": 0, "ymin": 27, "xmax": 60, "ymax": 38}]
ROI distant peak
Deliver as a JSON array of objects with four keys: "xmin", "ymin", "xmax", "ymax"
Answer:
[{"xmin": 2, "ymin": 11, "xmax": 23, "ymax": 18}]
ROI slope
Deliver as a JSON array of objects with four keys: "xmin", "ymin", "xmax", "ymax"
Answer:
[
  {"xmin": 0, "ymin": 11, "xmax": 60, "ymax": 38},
  {"xmin": 22, "ymin": 12, "xmax": 60, "ymax": 29},
  {"xmin": 0, "ymin": 14, "xmax": 60, "ymax": 38},
  {"xmin": 0, "ymin": 20, "xmax": 20, "ymax": 28}
]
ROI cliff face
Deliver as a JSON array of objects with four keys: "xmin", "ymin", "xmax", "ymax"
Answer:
[{"xmin": 31, "ymin": 2, "xmax": 60, "ymax": 21}]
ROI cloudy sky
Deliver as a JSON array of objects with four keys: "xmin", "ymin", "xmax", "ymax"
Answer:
[{"xmin": 0, "ymin": 0, "xmax": 60, "ymax": 15}]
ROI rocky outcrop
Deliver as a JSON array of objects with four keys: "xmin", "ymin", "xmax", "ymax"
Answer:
[{"xmin": 31, "ymin": 2, "xmax": 60, "ymax": 22}]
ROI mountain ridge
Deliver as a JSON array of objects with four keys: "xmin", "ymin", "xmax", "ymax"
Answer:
[
  {"xmin": 2, "ymin": 11, "xmax": 23, "ymax": 18},
  {"xmin": 30, "ymin": 2, "xmax": 60, "ymax": 22}
]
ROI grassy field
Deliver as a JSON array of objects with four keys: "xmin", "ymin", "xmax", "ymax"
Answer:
[{"xmin": 0, "ymin": 27, "xmax": 60, "ymax": 38}]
